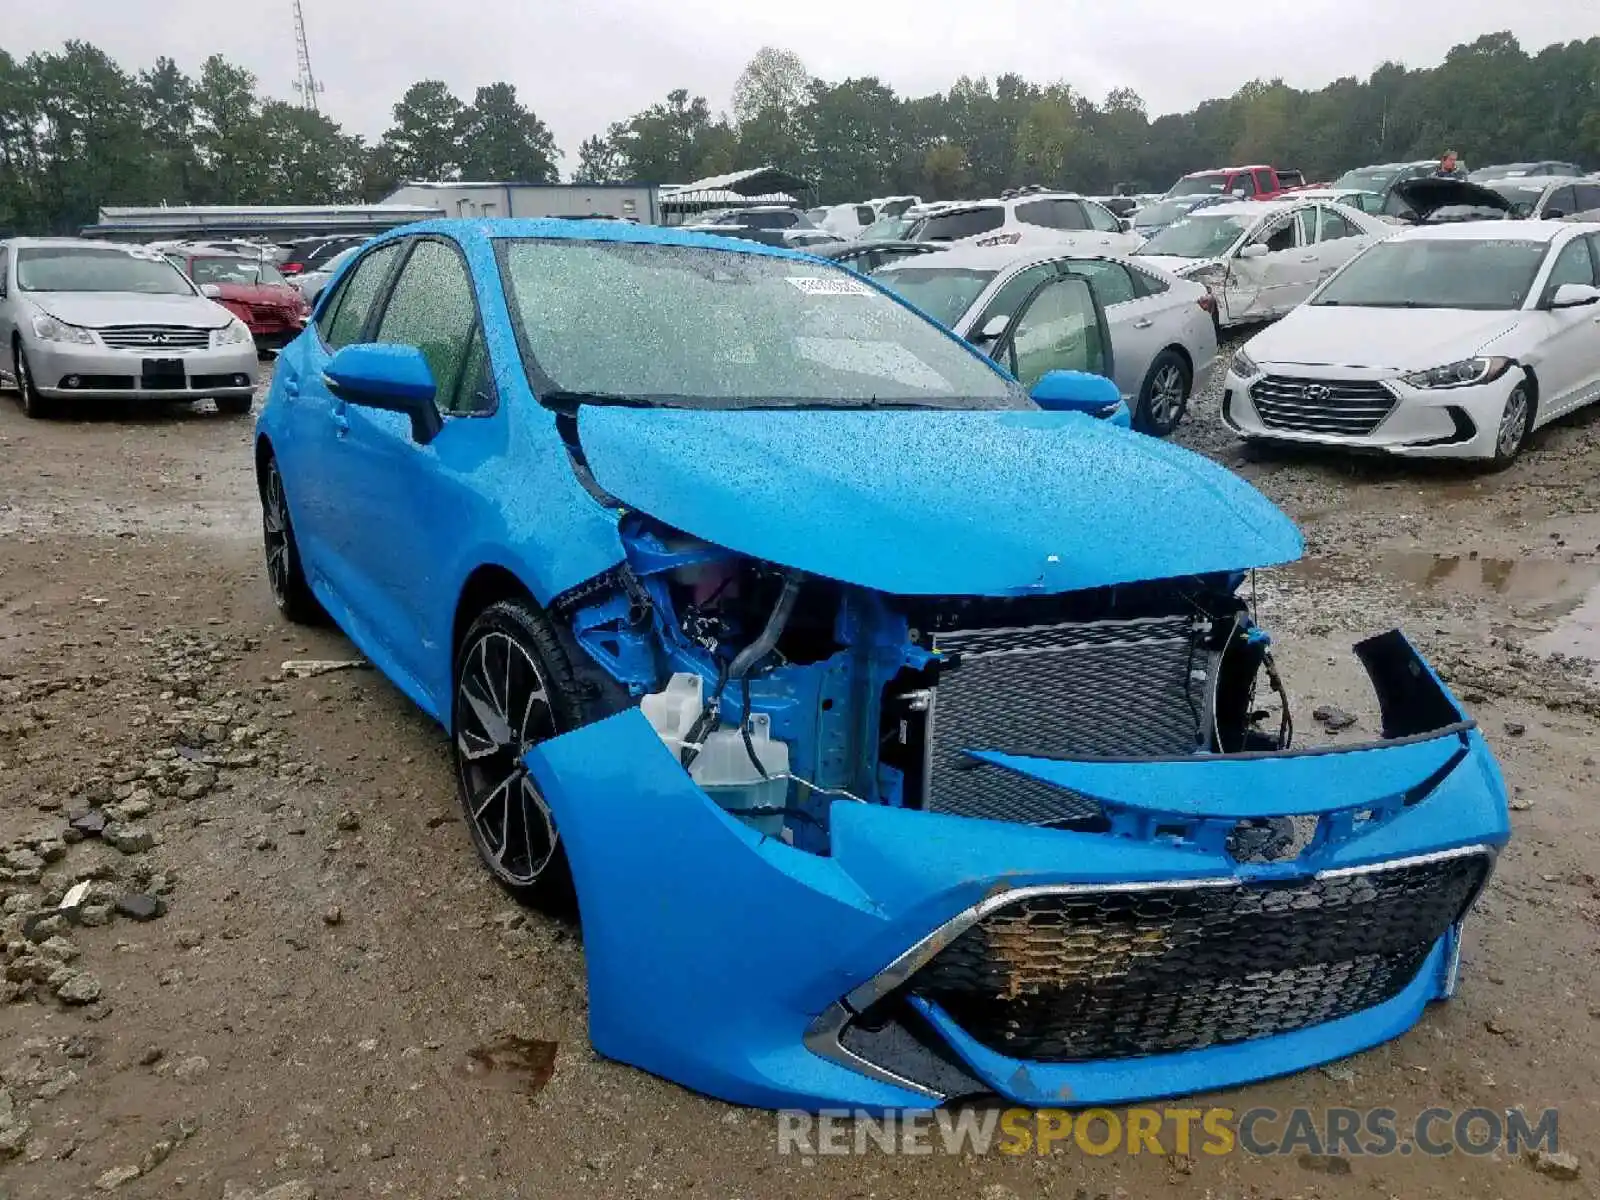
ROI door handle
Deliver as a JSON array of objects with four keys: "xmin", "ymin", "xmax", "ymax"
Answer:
[{"xmin": 1132, "ymin": 318, "xmax": 1154, "ymax": 329}]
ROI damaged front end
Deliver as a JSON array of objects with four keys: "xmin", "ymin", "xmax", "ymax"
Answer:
[{"xmin": 525, "ymin": 509, "xmax": 1510, "ymax": 1110}]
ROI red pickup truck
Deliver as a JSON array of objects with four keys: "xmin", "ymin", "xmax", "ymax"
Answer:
[{"xmin": 1163, "ymin": 165, "xmax": 1307, "ymax": 202}]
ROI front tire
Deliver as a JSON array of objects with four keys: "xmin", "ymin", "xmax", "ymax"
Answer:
[
  {"xmin": 1486, "ymin": 380, "xmax": 1534, "ymax": 470},
  {"xmin": 1134, "ymin": 350, "xmax": 1191, "ymax": 436},
  {"xmin": 14, "ymin": 343, "xmax": 53, "ymax": 419},
  {"xmin": 217, "ymin": 394, "xmax": 253, "ymax": 416},
  {"xmin": 260, "ymin": 454, "xmax": 324, "ymax": 624},
  {"xmin": 452, "ymin": 599, "xmax": 585, "ymax": 906}
]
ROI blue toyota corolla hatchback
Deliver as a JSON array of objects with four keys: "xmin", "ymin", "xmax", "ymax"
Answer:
[{"xmin": 255, "ymin": 219, "xmax": 1509, "ymax": 1111}]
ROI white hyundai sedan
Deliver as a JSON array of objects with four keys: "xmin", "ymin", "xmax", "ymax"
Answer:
[{"xmin": 1221, "ymin": 221, "xmax": 1600, "ymax": 465}]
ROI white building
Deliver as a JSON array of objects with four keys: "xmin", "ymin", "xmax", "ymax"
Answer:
[{"xmin": 381, "ymin": 181, "xmax": 662, "ymax": 223}]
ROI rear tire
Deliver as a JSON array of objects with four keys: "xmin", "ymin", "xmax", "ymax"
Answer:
[
  {"xmin": 260, "ymin": 454, "xmax": 325, "ymax": 625},
  {"xmin": 1134, "ymin": 349, "xmax": 1192, "ymax": 436},
  {"xmin": 14, "ymin": 343, "xmax": 53, "ymax": 419},
  {"xmin": 452, "ymin": 599, "xmax": 586, "ymax": 908}
]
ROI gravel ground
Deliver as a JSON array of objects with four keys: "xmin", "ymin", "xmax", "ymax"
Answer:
[{"xmin": 1, "ymin": 354, "xmax": 1598, "ymax": 1199}]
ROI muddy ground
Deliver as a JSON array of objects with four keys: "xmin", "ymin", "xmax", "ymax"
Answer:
[{"xmin": 1, "ymin": 349, "xmax": 1598, "ymax": 1200}]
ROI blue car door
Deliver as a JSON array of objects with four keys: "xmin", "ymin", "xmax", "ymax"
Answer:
[
  {"xmin": 282, "ymin": 240, "xmax": 406, "ymax": 595},
  {"xmin": 317, "ymin": 235, "xmax": 502, "ymax": 710}
]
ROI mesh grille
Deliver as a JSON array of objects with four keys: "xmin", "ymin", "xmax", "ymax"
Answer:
[
  {"xmin": 926, "ymin": 616, "xmax": 1205, "ymax": 824},
  {"xmin": 914, "ymin": 852, "xmax": 1489, "ymax": 1061},
  {"xmin": 1250, "ymin": 376, "xmax": 1397, "ymax": 437}
]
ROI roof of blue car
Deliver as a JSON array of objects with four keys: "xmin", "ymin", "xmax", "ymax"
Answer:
[{"xmin": 381, "ymin": 217, "xmax": 821, "ymax": 262}]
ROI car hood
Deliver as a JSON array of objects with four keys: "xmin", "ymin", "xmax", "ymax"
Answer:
[
  {"xmin": 1391, "ymin": 177, "xmax": 1514, "ymax": 219},
  {"xmin": 1246, "ymin": 305, "xmax": 1523, "ymax": 371},
  {"xmin": 26, "ymin": 291, "xmax": 232, "ymax": 329},
  {"xmin": 212, "ymin": 282, "xmax": 302, "ymax": 306},
  {"xmin": 576, "ymin": 406, "xmax": 1302, "ymax": 596}
]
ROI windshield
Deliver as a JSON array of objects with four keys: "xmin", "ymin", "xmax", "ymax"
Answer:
[
  {"xmin": 1136, "ymin": 214, "xmax": 1250, "ymax": 259},
  {"xmin": 1331, "ymin": 167, "xmax": 1402, "ymax": 193},
  {"xmin": 16, "ymin": 247, "xmax": 195, "ymax": 295},
  {"xmin": 1484, "ymin": 182, "xmax": 1548, "ymax": 217},
  {"xmin": 496, "ymin": 238, "xmax": 1023, "ymax": 410},
  {"xmin": 872, "ymin": 266, "xmax": 998, "ymax": 328},
  {"xmin": 1165, "ymin": 173, "xmax": 1234, "ymax": 198},
  {"xmin": 1312, "ymin": 238, "xmax": 1548, "ymax": 311},
  {"xmin": 860, "ymin": 216, "xmax": 914, "ymax": 242},
  {"xmin": 189, "ymin": 257, "xmax": 288, "ymax": 286},
  {"xmin": 915, "ymin": 207, "xmax": 1004, "ymax": 242}
]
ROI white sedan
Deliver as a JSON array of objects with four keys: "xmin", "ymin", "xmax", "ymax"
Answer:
[
  {"xmin": 1134, "ymin": 199, "xmax": 1390, "ymax": 327},
  {"xmin": 1220, "ymin": 221, "xmax": 1600, "ymax": 465},
  {"xmin": 873, "ymin": 243, "xmax": 1218, "ymax": 435}
]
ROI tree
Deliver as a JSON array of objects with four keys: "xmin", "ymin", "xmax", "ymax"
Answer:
[
  {"xmin": 732, "ymin": 47, "xmax": 810, "ymax": 126},
  {"xmin": 1013, "ymin": 85, "xmax": 1081, "ymax": 186},
  {"xmin": 192, "ymin": 54, "xmax": 266, "ymax": 203},
  {"xmin": 922, "ymin": 141, "xmax": 970, "ymax": 198},
  {"xmin": 615, "ymin": 88, "xmax": 724, "ymax": 182},
  {"xmin": 573, "ymin": 133, "xmax": 626, "ymax": 182},
  {"xmin": 379, "ymin": 80, "xmax": 468, "ymax": 182},
  {"xmin": 459, "ymin": 82, "xmax": 560, "ymax": 182},
  {"xmin": 29, "ymin": 42, "xmax": 153, "ymax": 230},
  {"xmin": 137, "ymin": 56, "xmax": 197, "ymax": 204}
]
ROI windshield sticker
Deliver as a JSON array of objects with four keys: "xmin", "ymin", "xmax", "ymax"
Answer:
[{"xmin": 786, "ymin": 275, "xmax": 873, "ymax": 297}]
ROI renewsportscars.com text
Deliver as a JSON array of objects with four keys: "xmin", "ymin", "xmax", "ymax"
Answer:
[{"xmin": 776, "ymin": 1106, "xmax": 1560, "ymax": 1158}]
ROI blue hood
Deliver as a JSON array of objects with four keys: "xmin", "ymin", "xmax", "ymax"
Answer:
[{"xmin": 577, "ymin": 406, "xmax": 1302, "ymax": 595}]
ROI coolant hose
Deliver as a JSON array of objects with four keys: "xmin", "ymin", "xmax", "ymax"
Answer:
[{"xmin": 727, "ymin": 574, "xmax": 803, "ymax": 681}]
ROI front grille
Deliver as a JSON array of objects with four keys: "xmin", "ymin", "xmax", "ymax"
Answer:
[
  {"xmin": 926, "ymin": 616, "xmax": 1206, "ymax": 825},
  {"xmin": 1250, "ymin": 375, "xmax": 1396, "ymax": 437},
  {"xmin": 913, "ymin": 851, "xmax": 1489, "ymax": 1062},
  {"xmin": 98, "ymin": 325, "xmax": 212, "ymax": 351}
]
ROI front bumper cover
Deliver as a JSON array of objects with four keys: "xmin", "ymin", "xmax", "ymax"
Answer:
[{"xmin": 524, "ymin": 631, "xmax": 1509, "ymax": 1110}]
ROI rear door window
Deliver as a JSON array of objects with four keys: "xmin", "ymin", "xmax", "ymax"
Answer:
[
  {"xmin": 1064, "ymin": 260, "xmax": 1137, "ymax": 307},
  {"xmin": 320, "ymin": 242, "xmax": 403, "ymax": 347},
  {"xmin": 1567, "ymin": 183, "xmax": 1600, "ymax": 215},
  {"xmin": 919, "ymin": 207, "xmax": 1005, "ymax": 241}
]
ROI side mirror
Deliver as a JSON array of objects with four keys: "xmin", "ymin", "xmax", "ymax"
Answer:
[
  {"xmin": 200, "ymin": 283, "xmax": 222, "ymax": 298},
  {"xmin": 323, "ymin": 343, "xmax": 443, "ymax": 444},
  {"xmin": 1238, "ymin": 242, "xmax": 1270, "ymax": 259},
  {"xmin": 1029, "ymin": 369, "xmax": 1122, "ymax": 417},
  {"xmin": 971, "ymin": 313, "xmax": 1010, "ymax": 346},
  {"xmin": 1547, "ymin": 282, "xmax": 1600, "ymax": 310},
  {"xmin": 1118, "ymin": 217, "xmax": 1133, "ymax": 233}
]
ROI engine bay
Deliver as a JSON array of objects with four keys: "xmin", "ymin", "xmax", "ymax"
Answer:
[{"xmin": 557, "ymin": 513, "xmax": 1293, "ymax": 855}]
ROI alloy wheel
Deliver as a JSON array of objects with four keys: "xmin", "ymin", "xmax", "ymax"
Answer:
[
  {"xmin": 262, "ymin": 465, "xmax": 292, "ymax": 606},
  {"xmin": 1496, "ymin": 388, "xmax": 1529, "ymax": 459},
  {"xmin": 1148, "ymin": 363, "xmax": 1187, "ymax": 427},
  {"xmin": 455, "ymin": 631, "xmax": 560, "ymax": 886}
]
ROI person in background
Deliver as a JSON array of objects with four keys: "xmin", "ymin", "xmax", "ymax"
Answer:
[{"xmin": 1435, "ymin": 150, "xmax": 1461, "ymax": 176}]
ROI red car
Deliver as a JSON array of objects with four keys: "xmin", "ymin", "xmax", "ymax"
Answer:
[
  {"xmin": 1163, "ymin": 165, "xmax": 1307, "ymax": 202},
  {"xmin": 166, "ymin": 253, "xmax": 309, "ymax": 350}
]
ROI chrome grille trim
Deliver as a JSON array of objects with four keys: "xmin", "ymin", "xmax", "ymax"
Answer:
[
  {"xmin": 1250, "ymin": 375, "xmax": 1397, "ymax": 437},
  {"xmin": 97, "ymin": 325, "xmax": 213, "ymax": 350}
]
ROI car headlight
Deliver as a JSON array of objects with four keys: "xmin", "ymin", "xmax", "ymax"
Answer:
[
  {"xmin": 1399, "ymin": 357, "xmax": 1511, "ymax": 389},
  {"xmin": 30, "ymin": 313, "xmax": 96, "ymax": 345},
  {"xmin": 1230, "ymin": 348, "xmax": 1261, "ymax": 377},
  {"xmin": 212, "ymin": 320, "xmax": 253, "ymax": 347}
]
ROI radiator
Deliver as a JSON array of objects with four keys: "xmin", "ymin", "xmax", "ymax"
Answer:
[{"xmin": 925, "ymin": 614, "xmax": 1209, "ymax": 824}]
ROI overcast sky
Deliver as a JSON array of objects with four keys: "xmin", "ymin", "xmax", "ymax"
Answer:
[{"xmin": 8, "ymin": 0, "xmax": 1595, "ymax": 165}]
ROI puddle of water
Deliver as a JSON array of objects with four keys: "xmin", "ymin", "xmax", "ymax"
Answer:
[
  {"xmin": 456, "ymin": 1035, "xmax": 557, "ymax": 1100},
  {"xmin": 1289, "ymin": 551, "xmax": 1600, "ymax": 661}
]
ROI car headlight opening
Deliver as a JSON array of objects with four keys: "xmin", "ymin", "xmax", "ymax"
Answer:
[
  {"xmin": 30, "ymin": 313, "xmax": 96, "ymax": 345},
  {"xmin": 1400, "ymin": 357, "xmax": 1512, "ymax": 389},
  {"xmin": 1230, "ymin": 348, "xmax": 1261, "ymax": 378}
]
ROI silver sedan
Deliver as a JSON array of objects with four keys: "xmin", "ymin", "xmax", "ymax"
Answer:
[
  {"xmin": 0, "ymin": 238, "xmax": 258, "ymax": 419},
  {"xmin": 872, "ymin": 243, "xmax": 1219, "ymax": 435}
]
